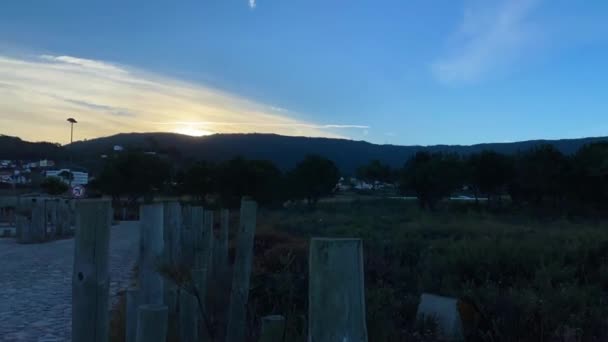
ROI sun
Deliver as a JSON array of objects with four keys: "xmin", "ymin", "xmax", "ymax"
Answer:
[{"xmin": 174, "ymin": 126, "xmax": 213, "ymax": 137}]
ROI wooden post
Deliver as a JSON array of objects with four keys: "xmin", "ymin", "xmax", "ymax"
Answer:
[
  {"xmin": 139, "ymin": 203, "xmax": 165, "ymax": 305},
  {"xmin": 202, "ymin": 209, "xmax": 214, "ymax": 276},
  {"xmin": 192, "ymin": 267, "xmax": 207, "ymax": 311},
  {"xmin": 31, "ymin": 199, "xmax": 45, "ymax": 242},
  {"xmin": 179, "ymin": 290, "xmax": 199, "ymax": 342},
  {"xmin": 163, "ymin": 201, "xmax": 182, "ymax": 267},
  {"xmin": 218, "ymin": 209, "xmax": 230, "ymax": 270},
  {"xmin": 136, "ymin": 304, "xmax": 168, "ymax": 342},
  {"xmin": 126, "ymin": 289, "xmax": 141, "ymax": 342},
  {"xmin": 15, "ymin": 214, "xmax": 29, "ymax": 243},
  {"xmin": 259, "ymin": 315, "xmax": 286, "ymax": 342},
  {"xmin": 226, "ymin": 198, "xmax": 258, "ymax": 342},
  {"xmin": 308, "ymin": 238, "xmax": 368, "ymax": 342},
  {"xmin": 163, "ymin": 201, "xmax": 182, "ymax": 314},
  {"xmin": 72, "ymin": 200, "xmax": 112, "ymax": 342},
  {"xmin": 190, "ymin": 206, "xmax": 205, "ymax": 269}
]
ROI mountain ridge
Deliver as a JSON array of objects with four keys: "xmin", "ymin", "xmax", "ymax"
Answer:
[{"xmin": 2, "ymin": 132, "xmax": 608, "ymax": 174}]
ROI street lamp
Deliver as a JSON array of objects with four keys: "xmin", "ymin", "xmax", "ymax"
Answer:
[
  {"xmin": 66, "ymin": 118, "xmax": 77, "ymax": 188},
  {"xmin": 67, "ymin": 118, "xmax": 77, "ymax": 144}
]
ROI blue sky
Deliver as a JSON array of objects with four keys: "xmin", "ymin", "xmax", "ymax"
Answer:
[{"xmin": 0, "ymin": 0, "xmax": 607, "ymax": 145}]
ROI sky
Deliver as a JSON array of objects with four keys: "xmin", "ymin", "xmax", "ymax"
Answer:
[{"xmin": 0, "ymin": 0, "xmax": 607, "ymax": 146}]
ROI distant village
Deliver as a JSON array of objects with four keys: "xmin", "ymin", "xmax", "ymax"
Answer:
[{"xmin": 0, "ymin": 158, "xmax": 89, "ymax": 188}]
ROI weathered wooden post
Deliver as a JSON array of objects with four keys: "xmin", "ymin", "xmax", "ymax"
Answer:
[
  {"xmin": 15, "ymin": 214, "xmax": 29, "ymax": 243},
  {"xmin": 72, "ymin": 199, "xmax": 112, "ymax": 342},
  {"xmin": 259, "ymin": 315, "xmax": 286, "ymax": 342},
  {"xmin": 218, "ymin": 209, "xmax": 230, "ymax": 269},
  {"xmin": 163, "ymin": 201, "xmax": 182, "ymax": 314},
  {"xmin": 139, "ymin": 203, "xmax": 165, "ymax": 305},
  {"xmin": 136, "ymin": 304, "xmax": 169, "ymax": 342},
  {"xmin": 202, "ymin": 209, "xmax": 214, "ymax": 275},
  {"xmin": 226, "ymin": 198, "xmax": 258, "ymax": 342},
  {"xmin": 179, "ymin": 290, "xmax": 199, "ymax": 342},
  {"xmin": 31, "ymin": 199, "xmax": 46, "ymax": 242},
  {"xmin": 56, "ymin": 200, "xmax": 70, "ymax": 237},
  {"xmin": 163, "ymin": 201, "xmax": 182, "ymax": 267},
  {"xmin": 308, "ymin": 238, "xmax": 368, "ymax": 342},
  {"xmin": 190, "ymin": 206, "xmax": 205, "ymax": 268},
  {"xmin": 126, "ymin": 289, "xmax": 141, "ymax": 342},
  {"xmin": 192, "ymin": 267, "xmax": 208, "ymax": 311}
]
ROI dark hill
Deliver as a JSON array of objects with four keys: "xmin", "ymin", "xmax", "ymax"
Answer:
[
  {"xmin": 2, "ymin": 132, "xmax": 608, "ymax": 174},
  {"xmin": 0, "ymin": 135, "xmax": 64, "ymax": 161},
  {"xmin": 69, "ymin": 133, "xmax": 608, "ymax": 174}
]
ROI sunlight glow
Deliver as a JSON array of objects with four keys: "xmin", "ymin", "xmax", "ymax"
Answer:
[{"xmin": 173, "ymin": 125, "xmax": 213, "ymax": 137}]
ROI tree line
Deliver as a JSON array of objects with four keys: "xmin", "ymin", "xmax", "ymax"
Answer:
[
  {"xmin": 400, "ymin": 142, "xmax": 608, "ymax": 212},
  {"xmin": 90, "ymin": 141, "xmax": 608, "ymax": 212},
  {"xmin": 91, "ymin": 153, "xmax": 340, "ymax": 208}
]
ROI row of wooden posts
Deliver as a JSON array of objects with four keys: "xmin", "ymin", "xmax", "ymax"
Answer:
[
  {"xmin": 71, "ymin": 198, "xmax": 370, "ymax": 342},
  {"xmin": 15, "ymin": 197, "xmax": 74, "ymax": 243}
]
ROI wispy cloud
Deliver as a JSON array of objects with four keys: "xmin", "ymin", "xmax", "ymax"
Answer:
[
  {"xmin": 156, "ymin": 121, "xmax": 369, "ymax": 129},
  {"xmin": 61, "ymin": 98, "xmax": 134, "ymax": 117},
  {"xmin": 432, "ymin": 0, "xmax": 541, "ymax": 84},
  {"xmin": 0, "ymin": 53, "xmax": 362, "ymax": 143},
  {"xmin": 248, "ymin": 0, "xmax": 256, "ymax": 9}
]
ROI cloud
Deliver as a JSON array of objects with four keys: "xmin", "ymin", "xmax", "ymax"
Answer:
[
  {"xmin": 61, "ymin": 98, "xmax": 134, "ymax": 117},
  {"xmin": 0, "ymin": 53, "xmax": 364, "ymax": 143},
  {"xmin": 248, "ymin": 0, "xmax": 256, "ymax": 9},
  {"xmin": 432, "ymin": 0, "xmax": 541, "ymax": 84}
]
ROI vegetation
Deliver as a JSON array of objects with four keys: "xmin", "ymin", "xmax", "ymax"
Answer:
[
  {"xmin": 286, "ymin": 154, "xmax": 340, "ymax": 205},
  {"xmin": 400, "ymin": 152, "xmax": 465, "ymax": 210},
  {"xmin": 40, "ymin": 176, "xmax": 69, "ymax": 195},
  {"xmin": 250, "ymin": 200, "xmax": 608, "ymax": 341},
  {"xmin": 92, "ymin": 152, "xmax": 171, "ymax": 205},
  {"xmin": 356, "ymin": 159, "xmax": 394, "ymax": 187}
]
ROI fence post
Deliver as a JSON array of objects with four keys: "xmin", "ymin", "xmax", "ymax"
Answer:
[
  {"xmin": 179, "ymin": 290, "xmax": 199, "ymax": 342},
  {"xmin": 217, "ymin": 209, "xmax": 230, "ymax": 271},
  {"xmin": 72, "ymin": 199, "xmax": 112, "ymax": 342},
  {"xmin": 31, "ymin": 199, "xmax": 45, "ymax": 242},
  {"xmin": 191, "ymin": 206, "xmax": 205, "ymax": 269},
  {"xmin": 139, "ymin": 203, "xmax": 165, "ymax": 305},
  {"xmin": 308, "ymin": 238, "xmax": 368, "ymax": 342},
  {"xmin": 163, "ymin": 201, "xmax": 182, "ymax": 314},
  {"xmin": 226, "ymin": 198, "xmax": 258, "ymax": 342},
  {"xmin": 136, "ymin": 304, "xmax": 169, "ymax": 342},
  {"xmin": 259, "ymin": 315, "xmax": 286, "ymax": 342},
  {"xmin": 203, "ymin": 209, "xmax": 214, "ymax": 276},
  {"xmin": 126, "ymin": 289, "xmax": 141, "ymax": 342}
]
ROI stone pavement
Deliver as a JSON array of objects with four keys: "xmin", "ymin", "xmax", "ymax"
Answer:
[{"xmin": 0, "ymin": 221, "xmax": 140, "ymax": 342}]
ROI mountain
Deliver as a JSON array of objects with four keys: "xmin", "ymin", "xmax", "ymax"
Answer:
[
  {"xmin": 3, "ymin": 132, "xmax": 608, "ymax": 174},
  {"xmin": 0, "ymin": 135, "xmax": 64, "ymax": 161},
  {"xmin": 69, "ymin": 133, "xmax": 608, "ymax": 174}
]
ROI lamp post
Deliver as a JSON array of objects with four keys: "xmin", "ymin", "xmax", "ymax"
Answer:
[
  {"xmin": 67, "ymin": 118, "xmax": 77, "ymax": 188},
  {"xmin": 67, "ymin": 118, "xmax": 77, "ymax": 145}
]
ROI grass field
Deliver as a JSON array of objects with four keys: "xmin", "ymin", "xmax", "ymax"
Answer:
[{"xmin": 248, "ymin": 199, "xmax": 608, "ymax": 341}]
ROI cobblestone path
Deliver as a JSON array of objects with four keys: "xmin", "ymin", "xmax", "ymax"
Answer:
[{"xmin": 0, "ymin": 221, "xmax": 139, "ymax": 342}]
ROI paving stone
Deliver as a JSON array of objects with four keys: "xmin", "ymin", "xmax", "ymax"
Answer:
[{"xmin": 0, "ymin": 221, "xmax": 139, "ymax": 341}]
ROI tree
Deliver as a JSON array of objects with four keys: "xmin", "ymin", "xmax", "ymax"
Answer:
[
  {"xmin": 179, "ymin": 161, "xmax": 217, "ymax": 201},
  {"xmin": 509, "ymin": 145, "xmax": 569, "ymax": 206},
  {"xmin": 356, "ymin": 160, "xmax": 393, "ymax": 188},
  {"xmin": 58, "ymin": 170, "xmax": 74, "ymax": 184},
  {"xmin": 400, "ymin": 151, "xmax": 465, "ymax": 210},
  {"xmin": 571, "ymin": 142, "xmax": 608, "ymax": 208},
  {"xmin": 287, "ymin": 155, "xmax": 340, "ymax": 205},
  {"xmin": 40, "ymin": 176, "xmax": 69, "ymax": 195},
  {"xmin": 468, "ymin": 151, "xmax": 513, "ymax": 205},
  {"xmin": 94, "ymin": 152, "xmax": 171, "ymax": 205},
  {"xmin": 215, "ymin": 157, "xmax": 284, "ymax": 207}
]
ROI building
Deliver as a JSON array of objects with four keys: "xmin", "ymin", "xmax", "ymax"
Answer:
[{"xmin": 45, "ymin": 169, "xmax": 89, "ymax": 185}]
